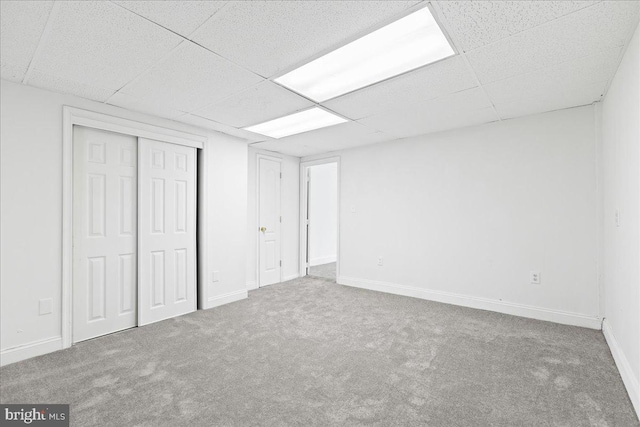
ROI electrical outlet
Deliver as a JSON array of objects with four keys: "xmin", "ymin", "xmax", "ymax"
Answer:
[
  {"xmin": 530, "ymin": 271, "xmax": 541, "ymax": 285},
  {"xmin": 377, "ymin": 256, "xmax": 384, "ymax": 266}
]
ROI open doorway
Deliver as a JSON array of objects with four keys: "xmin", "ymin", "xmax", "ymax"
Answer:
[{"xmin": 299, "ymin": 158, "xmax": 339, "ymax": 281}]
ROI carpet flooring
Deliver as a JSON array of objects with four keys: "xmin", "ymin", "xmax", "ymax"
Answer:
[
  {"xmin": 1, "ymin": 276, "xmax": 638, "ymax": 426},
  {"xmin": 308, "ymin": 262, "xmax": 336, "ymax": 280}
]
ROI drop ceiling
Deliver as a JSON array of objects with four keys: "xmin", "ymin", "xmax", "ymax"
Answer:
[{"xmin": 1, "ymin": 1, "xmax": 638, "ymax": 157}]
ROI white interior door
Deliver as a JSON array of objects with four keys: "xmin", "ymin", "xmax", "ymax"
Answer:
[
  {"xmin": 259, "ymin": 157, "xmax": 281, "ymax": 287},
  {"xmin": 73, "ymin": 126, "xmax": 137, "ymax": 343},
  {"xmin": 138, "ymin": 138, "xmax": 197, "ymax": 325}
]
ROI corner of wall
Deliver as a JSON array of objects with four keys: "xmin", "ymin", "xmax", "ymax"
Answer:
[
  {"xmin": 594, "ymin": 101, "xmax": 605, "ymax": 319},
  {"xmin": 603, "ymin": 319, "xmax": 640, "ymax": 417}
]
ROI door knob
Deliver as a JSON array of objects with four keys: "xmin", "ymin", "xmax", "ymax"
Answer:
[{"xmin": 260, "ymin": 227, "xmax": 267, "ymax": 232}]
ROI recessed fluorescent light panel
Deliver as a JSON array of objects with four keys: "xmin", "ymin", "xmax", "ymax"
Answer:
[
  {"xmin": 244, "ymin": 107, "xmax": 348, "ymax": 139},
  {"xmin": 275, "ymin": 7, "xmax": 455, "ymax": 102}
]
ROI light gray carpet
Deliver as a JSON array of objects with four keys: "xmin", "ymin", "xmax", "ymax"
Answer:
[
  {"xmin": 1, "ymin": 276, "xmax": 638, "ymax": 426},
  {"xmin": 308, "ymin": 262, "xmax": 336, "ymax": 280}
]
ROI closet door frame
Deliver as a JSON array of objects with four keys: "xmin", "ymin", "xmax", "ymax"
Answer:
[{"xmin": 62, "ymin": 106, "xmax": 206, "ymax": 349}]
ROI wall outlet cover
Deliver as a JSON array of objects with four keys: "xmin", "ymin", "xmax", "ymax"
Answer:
[{"xmin": 530, "ymin": 271, "xmax": 541, "ymax": 284}]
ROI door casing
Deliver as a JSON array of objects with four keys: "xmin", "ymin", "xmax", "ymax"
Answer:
[
  {"xmin": 299, "ymin": 157, "xmax": 341, "ymax": 279},
  {"xmin": 62, "ymin": 106, "xmax": 206, "ymax": 349}
]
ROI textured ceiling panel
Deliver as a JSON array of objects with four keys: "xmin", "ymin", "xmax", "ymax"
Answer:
[
  {"xmin": 438, "ymin": 0, "xmax": 599, "ymax": 52},
  {"xmin": 176, "ymin": 114, "xmax": 266, "ymax": 143},
  {"xmin": 323, "ymin": 56, "xmax": 477, "ymax": 120},
  {"xmin": 191, "ymin": 0, "xmax": 421, "ymax": 77},
  {"xmin": 249, "ymin": 140, "xmax": 327, "ymax": 158},
  {"xmin": 484, "ymin": 48, "xmax": 620, "ymax": 107},
  {"xmin": 27, "ymin": 69, "xmax": 115, "ymax": 102},
  {"xmin": 194, "ymin": 81, "xmax": 314, "ymax": 128},
  {"xmin": 31, "ymin": 1, "xmax": 182, "ymax": 91},
  {"xmin": 112, "ymin": 0, "xmax": 227, "ymax": 37},
  {"xmin": 0, "ymin": 0, "xmax": 54, "ymax": 82},
  {"xmin": 466, "ymin": 1, "xmax": 640, "ymax": 84},
  {"xmin": 1, "ymin": 0, "xmax": 638, "ymax": 157},
  {"xmin": 106, "ymin": 92, "xmax": 185, "ymax": 120},
  {"xmin": 119, "ymin": 42, "xmax": 264, "ymax": 113},
  {"xmin": 278, "ymin": 121, "xmax": 390, "ymax": 152},
  {"xmin": 495, "ymin": 82, "xmax": 605, "ymax": 119},
  {"xmin": 358, "ymin": 88, "xmax": 497, "ymax": 138}
]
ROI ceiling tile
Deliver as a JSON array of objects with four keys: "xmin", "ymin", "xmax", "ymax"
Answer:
[
  {"xmin": 438, "ymin": 0, "xmax": 600, "ymax": 52},
  {"xmin": 112, "ymin": 0, "xmax": 227, "ymax": 37},
  {"xmin": 119, "ymin": 42, "xmax": 264, "ymax": 113},
  {"xmin": 194, "ymin": 81, "xmax": 314, "ymax": 128},
  {"xmin": 106, "ymin": 92, "xmax": 185, "ymax": 120},
  {"xmin": 358, "ymin": 88, "xmax": 497, "ymax": 138},
  {"xmin": 0, "ymin": 0, "xmax": 54, "ymax": 82},
  {"xmin": 176, "ymin": 114, "xmax": 265, "ymax": 143},
  {"xmin": 249, "ymin": 140, "xmax": 326, "ymax": 158},
  {"xmin": 484, "ymin": 48, "xmax": 620, "ymax": 107},
  {"xmin": 323, "ymin": 56, "xmax": 477, "ymax": 120},
  {"xmin": 466, "ymin": 1, "xmax": 640, "ymax": 84},
  {"xmin": 30, "ymin": 1, "xmax": 182, "ymax": 91},
  {"xmin": 494, "ymin": 82, "xmax": 605, "ymax": 120},
  {"xmin": 278, "ymin": 121, "xmax": 391, "ymax": 152},
  {"xmin": 27, "ymin": 69, "xmax": 115, "ymax": 102},
  {"xmin": 191, "ymin": 1, "xmax": 421, "ymax": 78}
]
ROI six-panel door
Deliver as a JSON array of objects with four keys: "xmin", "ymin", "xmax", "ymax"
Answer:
[
  {"xmin": 73, "ymin": 126, "xmax": 138, "ymax": 342},
  {"xmin": 259, "ymin": 157, "xmax": 281, "ymax": 287},
  {"xmin": 138, "ymin": 138, "xmax": 197, "ymax": 325}
]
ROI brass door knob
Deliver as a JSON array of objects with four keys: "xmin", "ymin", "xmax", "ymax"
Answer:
[{"xmin": 260, "ymin": 227, "xmax": 267, "ymax": 232}]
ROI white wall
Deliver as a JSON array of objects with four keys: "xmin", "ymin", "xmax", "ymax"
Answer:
[
  {"xmin": 305, "ymin": 106, "xmax": 600, "ymax": 328},
  {"xmin": 0, "ymin": 79, "xmax": 248, "ymax": 364},
  {"xmin": 308, "ymin": 163, "xmax": 338, "ymax": 266},
  {"xmin": 246, "ymin": 147, "xmax": 300, "ymax": 288},
  {"xmin": 601, "ymin": 21, "xmax": 640, "ymax": 416}
]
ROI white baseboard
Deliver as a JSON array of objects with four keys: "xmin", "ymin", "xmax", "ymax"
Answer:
[
  {"xmin": 310, "ymin": 256, "xmax": 336, "ymax": 266},
  {"xmin": 205, "ymin": 289, "xmax": 247, "ymax": 309},
  {"xmin": 603, "ymin": 319, "xmax": 640, "ymax": 417},
  {"xmin": 1, "ymin": 337, "xmax": 62, "ymax": 367},
  {"xmin": 246, "ymin": 281, "xmax": 258, "ymax": 291},
  {"xmin": 283, "ymin": 273, "xmax": 300, "ymax": 282},
  {"xmin": 337, "ymin": 276, "xmax": 602, "ymax": 330}
]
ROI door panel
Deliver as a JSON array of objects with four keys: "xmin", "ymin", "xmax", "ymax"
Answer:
[
  {"xmin": 259, "ymin": 158, "xmax": 281, "ymax": 287},
  {"xmin": 73, "ymin": 126, "xmax": 137, "ymax": 343},
  {"xmin": 138, "ymin": 138, "xmax": 196, "ymax": 325}
]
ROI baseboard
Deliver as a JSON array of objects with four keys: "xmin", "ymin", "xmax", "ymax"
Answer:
[
  {"xmin": 603, "ymin": 319, "xmax": 640, "ymax": 417},
  {"xmin": 205, "ymin": 289, "xmax": 248, "ymax": 309},
  {"xmin": 246, "ymin": 281, "xmax": 258, "ymax": 291},
  {"xmin": 310, "ymin": 256, "xmax": 336, "ymax": 266},
  {"xmin": 283, "ymin": 273, "xmax": 300, "ymax": 282},
  {"xmin": 1, "ymin": 337, "xmax": 63, "ymax": 367},
  {"xmin": 337, "ymin": 276, "xmax": 602, "ymax": 330}
]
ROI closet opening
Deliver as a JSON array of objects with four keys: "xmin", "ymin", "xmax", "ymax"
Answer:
[{"xmin": 70, "ymin": 123, "xmax": 202, "ymax": 344}]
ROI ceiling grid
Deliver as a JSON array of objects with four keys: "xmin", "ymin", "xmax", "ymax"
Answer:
[{"xmin": 1, "ymin": 0, "xmax": 638, "ymax": 157}]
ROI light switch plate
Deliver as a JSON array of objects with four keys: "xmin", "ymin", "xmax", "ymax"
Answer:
[{"xmin": 212, "ymin": 271, "xmax": 220, "ymax": 282}]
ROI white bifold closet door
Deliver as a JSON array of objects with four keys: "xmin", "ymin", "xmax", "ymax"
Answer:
[
  {"xmin": 73, "ymin": 126, "xmax": 138, "ymax": 342},
  {"xmin": 138, "ymin": 138, "xmax": 197, "ymax": 326}
]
